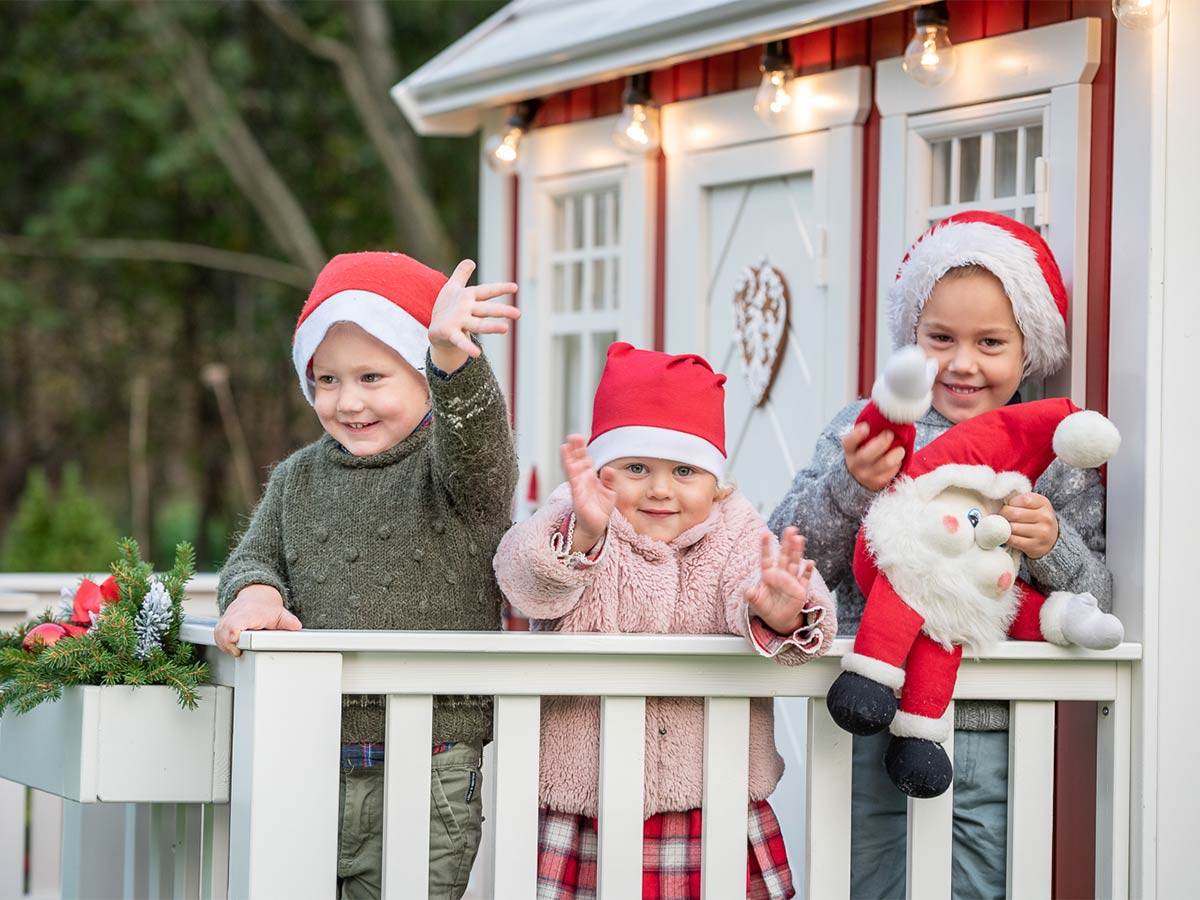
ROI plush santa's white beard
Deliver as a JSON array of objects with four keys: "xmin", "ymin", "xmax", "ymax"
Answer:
[{"xmin": 862, "ymin": 476, "xmax": 1019, "ymax": 655}]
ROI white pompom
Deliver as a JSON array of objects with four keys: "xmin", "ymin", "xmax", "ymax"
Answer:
[{"xmin": 1053, "ymin": 410, "xmax": 1121, "ymax": 469}]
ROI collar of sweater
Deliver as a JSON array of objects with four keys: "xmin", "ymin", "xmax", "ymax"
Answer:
[
  {"xmin": 918, "ymin": 390, "xmax": 1023, "ymax": 430},
  {"xmin": 607, "ymin": 498, "xmax": 724, "ymax": 560},
  {"xmin": 320, "ymin": 426, "xmax": 431, "ymax": 469}
]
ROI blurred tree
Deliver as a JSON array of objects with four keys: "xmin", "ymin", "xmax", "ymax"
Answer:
[
  {"xmin": 1, "ymin": 469, "xmax": 56, "ymax": 571},
  {"xmin": 2, "ymin": 465, "xmax": 119, "ymax": 571},
  {"xmin": 0, "ymin": 0, "xmax": 504, "ymax": 568}
]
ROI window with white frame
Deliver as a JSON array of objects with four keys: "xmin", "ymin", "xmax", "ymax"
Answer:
[
  {"xmin": 549, "ymin": 186, "xmax": 622, "ymax": 475},
  {"xmin": 914, "ymin": 97, "xmax": 1049, "ymax": 231}
]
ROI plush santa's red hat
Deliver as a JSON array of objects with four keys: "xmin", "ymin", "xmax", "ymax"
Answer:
[
  {"xmin": 899, "ymin": 397, "xmax": 1120, "ymax": 502},
  {"xmin": 292, "ymin": 252, "xmax": 447, "ymax": 403},
  {"xmin": 889, "ymin": 211, "xmax": 1069, "ymax": 380},
  {"xmin": 588, "ymin": 342, "xmax": 728, "ymax": 479}
]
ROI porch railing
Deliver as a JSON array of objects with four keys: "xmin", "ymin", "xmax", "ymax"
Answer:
[{"xmin": 1, "ymin": 612, "xmax": 1137, "ymax": 899}]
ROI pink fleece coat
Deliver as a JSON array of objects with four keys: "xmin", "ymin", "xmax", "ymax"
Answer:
[{"xmin": 493, "ymin": 483, "xmax": 837, "ymax": 819}]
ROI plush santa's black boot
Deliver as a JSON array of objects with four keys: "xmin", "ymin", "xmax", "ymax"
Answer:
[
  {"xmin": 825, "ymin": 671, "xmax": 898, "ymax": 735},
  {"xmin": 884, "ymin": 736, "xmax": 954, "ymax": 798}
]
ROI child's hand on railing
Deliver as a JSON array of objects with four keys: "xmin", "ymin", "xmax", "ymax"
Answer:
[
  {"xmin": 427, "ymin": 259, "xmax": 520, "ymax": 373},
  {"xmin": 214, "ymin": 584, "xmax": 301, "ymax": 657},
  {"xmin": 745, "ymin": 527, "xmax": 816, "ymax": 635},
  {"xmin": 560, "ymin": 434, "xmax": 616, "ymax": 554}
]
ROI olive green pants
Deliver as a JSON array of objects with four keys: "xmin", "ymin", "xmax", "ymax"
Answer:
[{"xmin": 336, "ymin": 741, "xmax": 484, "ymax": 900}]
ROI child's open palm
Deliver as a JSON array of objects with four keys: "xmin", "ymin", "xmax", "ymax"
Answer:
[
  {"xmin": 745, "ymin": 527, "xmax": 816, "ymax": 634},
  {"xmin": 428, "ymin": 259, "xmax": 520, "ymax": 370},
  {"xmin": 560, "ymin": 435, "xmax": 616, "ymax": 552}
]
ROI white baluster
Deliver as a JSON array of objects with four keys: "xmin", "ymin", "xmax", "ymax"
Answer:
[
  {"xmin": 29, "ymin": 789, "xmax": 62, "ymax": 897},
  {"xmin": 382, "ymin": 694, "xmax": 434, "ymax": 900},
  {"xmin": 806, "ymin": 700, "xmax": 852, "ymax": 899},
  {"xmin": 227, "ymin": 651, "xmax": 343, "ymax": 899},
  {"xmin": 597, "ymin": 696, "xmax": 645, "ymax": 899},
  {"xmin": 0, "ymin": 780, "xmax": 24, "ymax": 899},
  {"xmin": 60, "ymin": 799, "xmax": 128, "ymax": 899},
  {"xmin": 906, "ymin": 703, "xmax": 953, "ymax": 900},
  {"xmin": 1007, "ymin": 700, "xmax": 1056, "ymax": 899},
  {"xmin": 173, "ymin": 804, "xmax": 203, "ymax": 899},
  {"xmin": 701, "ymin": 697, "xmax": 749, "ymax": 899},
  {"xmin": 490, "ymin": 695, "xmax": 541, "ymax": 898},
  {"xmin": 201, "ymin": 803, "xmax": 230, "ymax": 900},
  {"xmin": 124, "ymin": 802, "xmax": 152, "ymax": 900},
  {"xmin": 1096, "ymin": 663, "xmax": 1132, "ymax": 900}
]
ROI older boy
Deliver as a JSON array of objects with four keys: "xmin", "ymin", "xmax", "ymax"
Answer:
[
  {"xmin": 769, "ymin": 212, "xmax": 1113, "ymax": 899},
  {"xmin": 214, "ymin": 253, "xmax": 520, "ymax": 900}
]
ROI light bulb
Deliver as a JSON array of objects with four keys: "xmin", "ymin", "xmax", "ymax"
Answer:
[
  {"xmin": 902, "ymin": 2, "xmax": 956, "ymax": 86},
  {"xmin": 483, "ymin": 100, "xmax": 541, "ymax": 175},
  {"xmin": 1112, "ymin": 0, "xmax": 1168, "ymax": 29},
  {"xmin": 754, "ymin": 69, "xmax": 796, "ymax": 122},
  {"xmin": 612, "ymin": 73, "xmax": 660, "ymax": 154},
  {"xmin": 903, "ymin": 25, "xmax": 956, "ymax": 85}
]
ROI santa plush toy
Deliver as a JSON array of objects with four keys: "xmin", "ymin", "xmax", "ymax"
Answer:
[{"xmin": 826, "ymin": 345, "xmax": 1125, "ymax": 798}]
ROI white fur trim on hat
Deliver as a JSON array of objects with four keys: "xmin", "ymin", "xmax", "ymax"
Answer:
[
  {"xmin": 890, "ymin": 707, "xmax": 953, "ymax": 743},
  {"xmin": 1038, "ymin": 590, "xmax": 1074, "ymax": 646},
  {"xmin": 292, "ymin": 289, "xmax": 430, "ymax": 404},
  {"xmin": 912, "ymin": 464, "xmax": 1031, "ymax": 503},
  {"xmin": 587, "ymin": 425, "xmax": 726, "ymax": 479},
  {"xmin": 1053, "ymin": 410, "xmax": 1121, "ymax": 469},
  {"xmin": 841, "ymin": 652, "xmax": 906, "ymax": 690},
  {"xmin": 889, "ymin": 220, "xmax": 1068, "ymax": 380}
]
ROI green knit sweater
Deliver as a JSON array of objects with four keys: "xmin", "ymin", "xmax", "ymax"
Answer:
[{"xmin": 217, "ymin": 353, "xmax": 518, "ymax": 744}]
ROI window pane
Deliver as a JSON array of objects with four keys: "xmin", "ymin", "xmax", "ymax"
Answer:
[
  {"xmin": 594, "ymin": 193, "xmax": 608, "ymax": 247},
  {"xmin": 1020, "ymin": 207, "xmax": 1036, "ymax": 226},
  {"xmin": 612, "ymin": 190, "xmax": 621, "ymax": 243},
  {"xmin": 930, "ymin": 139, "xmax": 951, "ymax": 206},
  {"xmin": 572, "ymin": 196, "xmax": 585, "ymax": 249},
  {"xmin": 571, "ymin": 261, "xmax": 584, "ymax": 311},
  {"xmin": 591, "ymin": 331, "xmax": 617, "ymax": 387},
  {"xmin": 1024, "ymin": 126, "xmax": 1043, "ymax": 195},
  {"xmin": 556, "ymin": 334, "xmax": 582, "ymax": 438},
  {"xmin": 553, "ymin": 198, "xmax": 567, "ymax": 252},
  {"xmin": 591, "ymin": 259, "xmax": 606, "ymax": 310},
  {"xmin": 610, "ymin": 256, "xmax": 620, "ymax": 310},
  {"xmin": 994, "ymin": 129, "xmax": 1018, "ymax": 198},
  {"xmin": 552, "ymin": 264, "xmax": 566, "ymax": 313},
  {"xmin": 959, "ymin": 135, "xmax": 981, "ymax": 203},
  {"xmin": 996, "ymin": 209, "xmax": 1016, "ymax": 219}
]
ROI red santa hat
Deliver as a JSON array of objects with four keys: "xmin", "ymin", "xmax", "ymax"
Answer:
[
  {"xmin": 587, "ymin": 342, "xmax": 728, "ymax": 479},
  {"xmin": 901, "ymin": 397, "xmax": 1120, "ymax": 502},
  {"xmin": 292, "ymin": 252, "xmax": 447, "ymax": 403},
  {"xmin": 889, "ymin": 211, "xmax": 1069, "ymax": 380}
]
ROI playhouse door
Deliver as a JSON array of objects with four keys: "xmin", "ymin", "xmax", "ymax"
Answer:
[{"xmin": 664, "ymin": 129, "xmax": 855, "ymax": 514}]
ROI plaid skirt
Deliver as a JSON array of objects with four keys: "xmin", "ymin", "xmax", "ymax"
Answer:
[{"xmin": 536, "ymin": 800, "xmax": 795, "ymax": 900}]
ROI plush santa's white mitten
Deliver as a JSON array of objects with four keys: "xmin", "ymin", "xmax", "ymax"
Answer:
[
  {"xmin": 873, "ymin": 345, "xmax": 939, "ymax": 422},
  {"xmin": 1041, "ymin": 591, "xmax": 1124, "ymax": 650}
]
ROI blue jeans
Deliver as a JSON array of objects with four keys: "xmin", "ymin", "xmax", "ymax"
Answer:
[{"xmin": 850, "ymin": 729, "xmax": 1009, "ymax": 900}]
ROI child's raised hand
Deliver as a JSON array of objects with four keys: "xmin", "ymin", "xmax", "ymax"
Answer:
[
  {"xmin": 842, "ymin": 422, "xmax": 905, "ymax": 491},
  {"xmin": 428, "ymin": 259, "xmax": 520, "ymax": 372},
  {"xmin": 745, "ymin": 527, "xmax": 816, "ymax": 634},
  {"xmin": 1000, "ymin": 492, "xmax": 1060, "ymax": 559},
  {"xmin": 560, "ymin": 434, "xmax": 616, "ymax": 553},
  {"xmin": 214, "ymin": 584, "xmax": 301, "ymax": 657}
]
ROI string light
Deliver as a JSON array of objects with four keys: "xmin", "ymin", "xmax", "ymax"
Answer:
[
  {"xmin": 753, "ymin": 41, "xmax": 796, "ymax": 125},
  {"xmin": 902, "ymin": 2, "xmax": 956, "ymax": 86},
  {"xmin": 1112, "ymin": 0, "xmax": 1168, "ymax": 29},
  {"xmin": 484, "ymin": 100, "xmax": 541, "ymax": 174},
  {"xmin": 612, "ymin": 74, "xmax": 660, "ymax": 153}
]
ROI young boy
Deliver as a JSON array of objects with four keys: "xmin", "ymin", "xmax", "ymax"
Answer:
[
  {"xmin": 769, "ymin": 212, "xmax": 1114, "ymax": 899},
  {"xmin": 214, "ymin": 252, "xmax": 520, "ymax": 900}
]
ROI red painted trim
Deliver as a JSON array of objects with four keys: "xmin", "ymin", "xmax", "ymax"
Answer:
[
  {"xmin": 858, "ymin": 103, "xmax": 881, "ymax": 396},
  {"xmin": 705, "ymin": 51, "xmax": 737, "ymax": 94},
  {"xmin": 675, "ymin": 60, "xmax": 705, "ymax": 100},
  {"xmin": 834, "ymin": 21, "xmax": 869, "ymax": 68},
  {"xmin": 650, "ymin": 68, "xmax": 677, "ymax": 106},
  {"xmin": 567, "ymin": 86, "xmax": 594, "ymax": 122},
  {"xmin": 1029, "ymin": 0, "xmax": 1072, "ymax": 27},
  {"xmin": 984, "ymin": 0, "xmax": 1027, "ymax": 36},
  {"xmin": 594, "ymin": 79, "xmax": 625, "ymax": 117},
  {"xmin": 947, "ymin": 0, "xmax": 986, "ymax": 43},
  {"xmin": 736, "ymin": 47, "xmax": 762, "ymax": 88},
  {"xmin": 653, "ymin": 149, "xmax": 667, "ymax": 351},
  {"xmin": 793, "ymin": 29, "xmax": 834, "ymax": 75},
  {"xmin": 508, "ymin": 174, "xmax": 520, "ymax": 424}
]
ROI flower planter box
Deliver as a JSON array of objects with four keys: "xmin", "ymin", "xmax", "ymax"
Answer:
[{"xmin": 0, "ymin": 685, "xmax": 231, "ymax": 803}]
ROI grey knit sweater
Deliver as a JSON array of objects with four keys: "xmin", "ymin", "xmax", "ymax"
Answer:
[
  {"xmin": 768, "ymin": 398, "xmax": 1113, "ymax": 731},
  {"xmin": 217, "ymin": 352, "xmax": 518, "ymax": 744}
]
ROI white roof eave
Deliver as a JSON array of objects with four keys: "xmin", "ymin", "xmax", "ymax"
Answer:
[{"xmin": 394, "ymin": 0, "xmax": 912, "ymax": 135}]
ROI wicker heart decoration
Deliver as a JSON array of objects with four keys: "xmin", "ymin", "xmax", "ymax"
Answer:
[{"xmin": 733, "ymin": 257, "xmax": 790, "ymax": 406}]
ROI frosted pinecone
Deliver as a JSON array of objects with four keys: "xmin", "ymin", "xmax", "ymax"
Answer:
[{"xmin": 134, "ymin": 578, "xmax": 173, "ymax": 660}]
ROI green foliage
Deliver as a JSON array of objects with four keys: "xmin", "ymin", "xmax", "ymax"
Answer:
[
  {"xmin": 0, "ymin": 539, "xmax": 208, "ymax": 715},
  {"xmin": 1, "ymin": 465, "xmax": 120, "ymax": 571}
]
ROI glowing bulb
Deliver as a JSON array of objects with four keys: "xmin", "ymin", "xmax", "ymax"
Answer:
[
  {"xmin": 901, "ymin": 2, "xmax": 956, "ymax": 86},
  {"xmin": 612, "ymin": 74, "xmax": 660, "ymax": 154},
  {"xmin": 753, "ymin": 42, "xmax": 797, "ymax": 126},
  {"xmin": 1112, "ymin": 0, "xmax": 1168, "ymax": 29},
  {"xmin": 483, "ymin": 100, "xmax": 540, "ymax": 174}
]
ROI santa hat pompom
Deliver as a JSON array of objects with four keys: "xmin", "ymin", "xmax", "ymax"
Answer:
[{"xmin": 1052, "ymin": 410, "xmax": 1121, "ymax": 469}]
